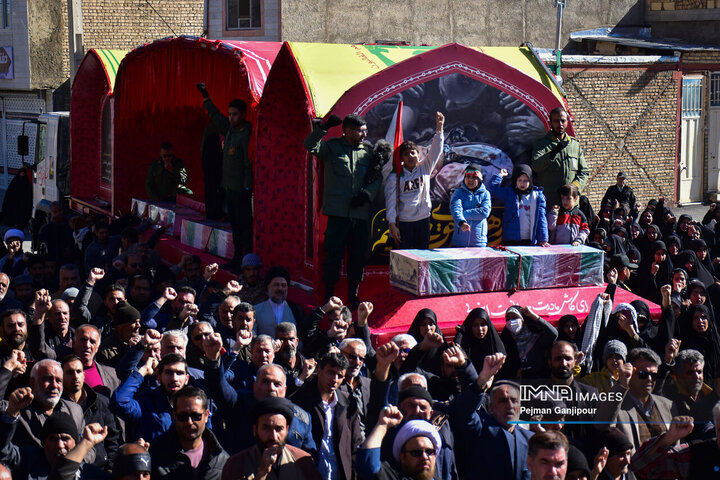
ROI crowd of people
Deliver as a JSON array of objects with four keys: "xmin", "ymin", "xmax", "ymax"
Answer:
[{"xmin": 1, "ymin": 99, "xmax": 720, "ymax": 480}]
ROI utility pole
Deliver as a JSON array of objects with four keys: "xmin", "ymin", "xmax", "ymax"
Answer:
[{"xmin": 554, "ymin": 0, "xmax": 566, "ymax": 77}]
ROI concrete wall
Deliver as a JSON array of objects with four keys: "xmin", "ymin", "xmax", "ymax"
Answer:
[
  {"xmin": 28, "ymin": 0, "xmax": 68, "ymax": 89},
  {"xmin": 562, "ymin": 68, "xmax": 678, "ymax": 208},
  {"xmin": 647, "ymin": 0, "xmax": 720, "ymax": 44},
  {"xmin": 280, "ymin": 0, "xmax": 643, "ymax": 46}
]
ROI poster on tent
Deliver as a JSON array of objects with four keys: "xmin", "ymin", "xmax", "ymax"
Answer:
[{"xmin": 364, "ymin": 73, "xmax": 548, "ymax": 265}]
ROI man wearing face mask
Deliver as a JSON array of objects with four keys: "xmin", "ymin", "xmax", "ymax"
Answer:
[{"xmin": 498, "ymin": 306, "xmax": 557, "ymax": 380}]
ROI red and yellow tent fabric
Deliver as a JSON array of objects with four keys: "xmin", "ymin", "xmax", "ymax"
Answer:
[
  {"xmin": 109, "ymin": 36, "xmax": 281, "ymax": 215},
  {"xmin": 70, "ymin": 48, "xmax": 127, "ymax": 203},
  {"xmin": 254, "ymin": 42, "xmax": 570, "ymax": 319}
]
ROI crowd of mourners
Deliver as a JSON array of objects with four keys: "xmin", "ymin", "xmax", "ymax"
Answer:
[{"xmin": 3, "ymin": 106, "xmax": 720, "ymax": 480}]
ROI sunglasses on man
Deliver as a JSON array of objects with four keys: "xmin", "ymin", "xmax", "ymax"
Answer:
[
  {"xmin": 175, "ymin": 412, "xmax": 204, "ymax": 422},
  {"xmin": 403, "ymin": 448, "xmax": 436, "ymax": 458}
]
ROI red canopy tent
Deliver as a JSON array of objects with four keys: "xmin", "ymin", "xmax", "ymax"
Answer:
[
  {"xmin": 109, "ymin": 36, "xmax": 281, "ymax": 216},
  {"xmin": 70, "ymin": 48, "xmax": 127, "ymax": 211}
]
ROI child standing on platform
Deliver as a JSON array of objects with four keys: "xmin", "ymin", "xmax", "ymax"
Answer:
[
  {"xmin": 450, "ymin": 166, "xmax": 492, "ymax": 247},
  {"xmin": 385, "ymin": 112, "xmax": 445, "ymax": 250},
  {"xmin": 548, "ymin": 183, "xmax": 590, "ymax": 246},
  {"xmin": 489, "ymin": 165, "xmax": 549, "ymax": 247}
]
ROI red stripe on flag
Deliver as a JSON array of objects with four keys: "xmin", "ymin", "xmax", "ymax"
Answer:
[{"xmin": 392, "ymin": 101, "xmax": 404, "ymax": 176}]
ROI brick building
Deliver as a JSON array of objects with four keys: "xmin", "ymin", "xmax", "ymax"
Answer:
[
  {"xmin": 0, "ymin": 0, "xmax": 203, "ymax": 191},
  {"xmin": 560, "ymin": 68, "xmax": 679, "ymax": 209}
]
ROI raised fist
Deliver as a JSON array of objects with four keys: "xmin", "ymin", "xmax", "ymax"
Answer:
[
  {"xmin": 323, "ymin": 296, "xmax": 343, "ymax": 312},
  {"xmin": 88, "ymin": 268, "xmax": 105, "ymax": 284},
  {"xmin": 375, "ymin": 342, "xmax": 399, "ymax": 366},
  {"xmin": 163, "ymin": 287, "xmax": 177, "ymax": 301},
  {"xmin": 321, "ymin": 114, "xmax": 343, "ymax": 130},
  {"xmin": 7, "ymin": 387, "xmax": 34, "ymax": 416},
  {"xmin": 378, "ymin": 405, "xmax": 403, "ymax": 428},
  {"xmin": 83, "ymin": 423, "xmax": 108, "ymax": 446},
  {"xmin": 204, "ymin": 263, "xmax": 219, "ymax": 280},
  {"xmin": 442, "ymin": 345, "xmax": 467, "ymax": 368},
  {"xmin": 357, "ymin": 302, "xmax": 373, "ymax": 326},
  {"xmin": 203, "ymin": 332, "xmax": 224, "ymax": 361}
]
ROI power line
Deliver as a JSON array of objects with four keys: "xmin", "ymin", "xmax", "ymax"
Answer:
[{"xmin": 144, "ymin": 0, "xmax": 177, "ymax": 37}]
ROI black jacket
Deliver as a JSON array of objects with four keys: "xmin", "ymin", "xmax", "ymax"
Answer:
[
  {"xmin": 149, "ymin": 426, "xmax": 229, "ymax": 480},
  {"xmin": 63, "ymin": 385, "xmax": 122, "ymax": 469},
  {"xmin": 291, "ymin": 378, "xmax": 363, "ymax": 480}
]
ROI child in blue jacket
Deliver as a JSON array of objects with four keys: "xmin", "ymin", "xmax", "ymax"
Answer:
[
  {"xmin": 489, "ymin": 164, "xmax": 549, "ymax": 246},
  {"xmin": 450, "ymin": 166, "xmax": 492, "ymax": 247}
]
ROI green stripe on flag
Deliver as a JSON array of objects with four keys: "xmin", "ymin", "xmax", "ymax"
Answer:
[
  {"xmin": 428, "ymin": 259, "xmax": 458, "ymax": 294},
  {"xmin": 184, "ymin": 220, "xmax": 196, "ymax": 246},
  {"xmin": 579, "ymin": 248, "xmax": 603, "ymax": 284}
]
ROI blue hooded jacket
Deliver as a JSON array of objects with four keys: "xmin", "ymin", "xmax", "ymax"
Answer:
[
  {"xmin": 450, "ymin": 181, "xmax": 491, "ymax": 247},
  {"xmin": 488, "ymin": 166, "xmax": 548, "ymax": 244}
]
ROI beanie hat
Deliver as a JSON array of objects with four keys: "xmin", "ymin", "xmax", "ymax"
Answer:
[
  {"xmin": 566, "ymin": 445, "xmax": 591, "ymax": 476},
  {"xmin": 392, "ymin": 420, "xmax": 442, "ymax": 462},
  {"xmin": 113, "ymin": 301, "xmax": 140, "ymax": 325},
  {"xmin": 41, "ymin": 412, "xmax": 79, "ymax": 442},
  {"xmin": 603, "ymin": 340, "xmax": 628, "ymax": 363},
  {"xmin": 241, "ymin": 253, "xmax": 262, "ymax": 269},
  {"xmin": 399, "ymin": 386, "xmax": 434, "ymax": 406},
  {"xmin": 62, "ymin": 287, "xmax": 79, "ymax": 301},
  {"xmin": 597, "ymin": 427, "xmax": 633, "ymax": 457}
]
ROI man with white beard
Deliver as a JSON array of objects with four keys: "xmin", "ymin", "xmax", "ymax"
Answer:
[
  {"xmin": 6, "ymin": 359, "xmax": 95, "ymax": 463},
  {"xmin": 0, "ymin": 272, "xmax": 22, "ymax": 314},
  {"xmin": 339, "ymin": 337, "xmax": 372, "ymax": 432}
]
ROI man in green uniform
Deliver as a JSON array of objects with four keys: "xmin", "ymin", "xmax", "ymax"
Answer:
[
  {"xmin": 197, "ymin": 83, "xmax": 253, "ymax": 272},
  {"xmin": 304, "ymin": 114, "xmax": 382, "ymax": 308},
  {"xmin": 531, "ymin": 107, "xmax": 588, "ymax": 206},
  {"xmin": 145, "ymin": 142, "xmax": 192, "ymax": 201}
]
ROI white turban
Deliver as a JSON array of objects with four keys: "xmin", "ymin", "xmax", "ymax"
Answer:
[{"xmin": 392, "ymin": 419, "xmax": 442, "ymax": 462}]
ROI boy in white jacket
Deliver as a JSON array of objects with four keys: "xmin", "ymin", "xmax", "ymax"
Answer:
[{"xmin": 385, "ymin": 112, "xmax": 444, "ymax": 250}]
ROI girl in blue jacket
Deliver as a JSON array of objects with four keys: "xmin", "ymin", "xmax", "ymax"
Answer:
[
  {"xmin": 488, "ymin": 164, "xmax": 550, "ymax": 246},
  {"xmin": 450, "ymin": 166, "xmax": 492, "ymax": 247}
]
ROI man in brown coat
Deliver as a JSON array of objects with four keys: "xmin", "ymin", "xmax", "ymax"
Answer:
[{"xmin": 222, "ymin": 397, "xmax": 321, "ymax": 480}]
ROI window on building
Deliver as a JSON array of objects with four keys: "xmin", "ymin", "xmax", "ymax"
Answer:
[
  {"xmin": 227, "ymin": 0, "xmax": 261, "ymax": 30},
  {"xmin": 2, "ymin": 0, "xmax": 10, "ymax": 29},
  {"xmin": 711, "ymin": 73, "xmax": 720, "ymax": 108}
]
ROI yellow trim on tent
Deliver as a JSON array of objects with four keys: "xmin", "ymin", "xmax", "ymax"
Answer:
[
  {"xmin": 92, "ymin": 49, "xmax": 128, "ymax": 93},
  {"xmin": 288, "ymin": 42, "xmax": 564, "ymax": 118}
]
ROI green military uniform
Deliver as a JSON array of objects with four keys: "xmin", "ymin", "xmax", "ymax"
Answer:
[
  {"xmin": 304, "ymin": 124, "xmax": 381, "ymax": 301},
  {"xmin": 531, "ymin": 131, "xmax": 588, "ymax": 206},
  {"xmin": 203, "ymin": 98, "xmax": 253, "ymax": 258},
  {"xmin": 145, "ymin": 156, "xmax": 191, "ymax": 201}
]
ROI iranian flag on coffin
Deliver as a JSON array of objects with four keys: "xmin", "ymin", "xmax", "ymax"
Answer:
[
  {"xmin": 389, "ymin": 248, "xmax": 511, "ymax": 296},
  {"xmin": 181, "ymin": 219, "xmax": 235, "ymax": 259},
  {"xmin": 505, "ymin": 245, "xmax": 604, "ymax": 289}
]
